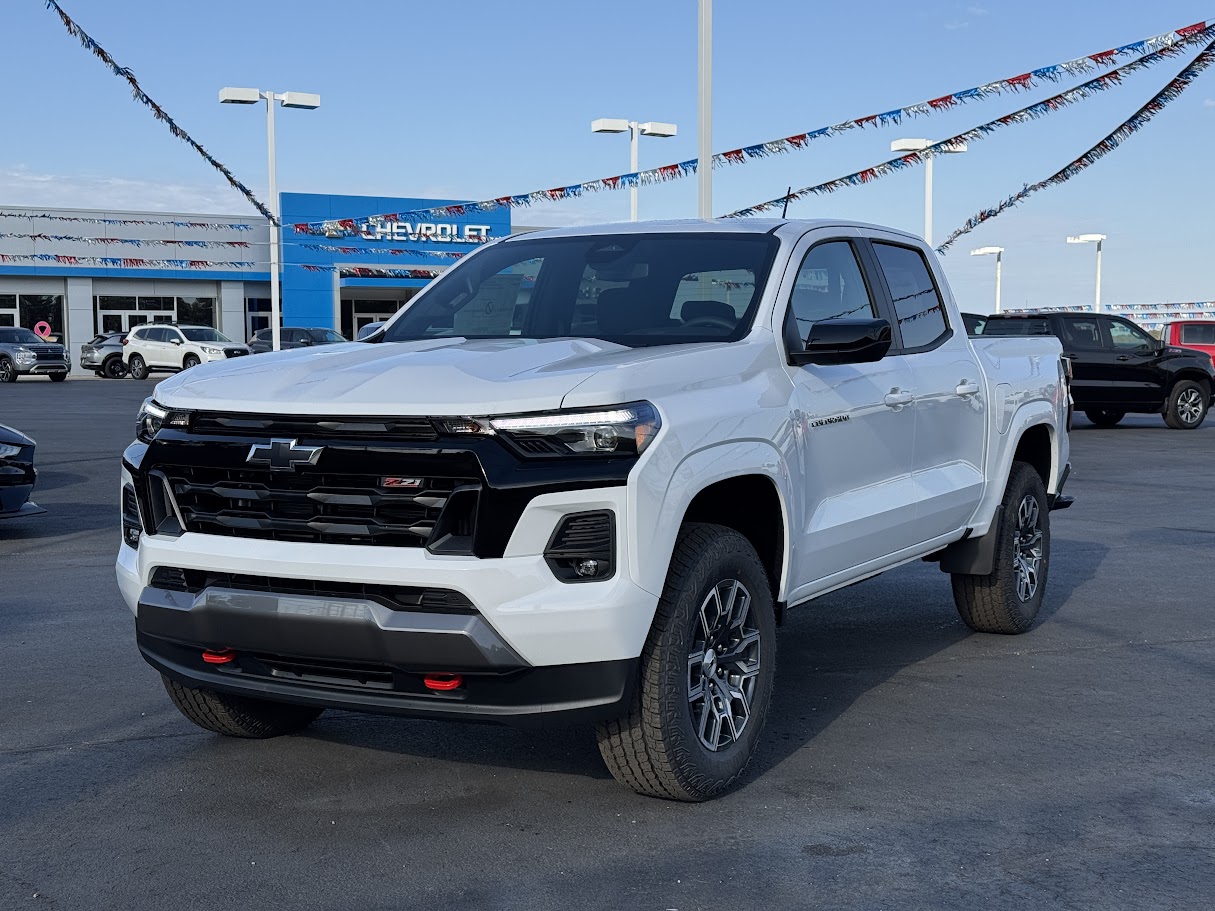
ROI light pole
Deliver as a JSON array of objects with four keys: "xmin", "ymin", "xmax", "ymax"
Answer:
[
  {"xmin": 1067, "ymin": 234, "xmax": 1107, "ymax": 313},
  {"xmin": 591, "ymin": 119, "xmax": 679, "ymax": 221},
  {"xmin": 698, "ymin": 0, "xmax": 712, "ymax": 219},
  {"xmin": 220, "ymin": 87, "xmax": 321, "ymax": 351},
  {"xmin": 891, "ymin": 138, "xmax": 968, "ymax": 246},
  {"xmin": 971, "ymin": 246, "xmax": 1004, "ymax": 313}
]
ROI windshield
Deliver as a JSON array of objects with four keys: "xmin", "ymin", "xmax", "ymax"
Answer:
[
  {"xmin": 0, "ymin": 328, "xmax": 42, "ymax": 344},
  {"xmin": 180, "ymin": 327, "xmax": 232, "ymax": 343},
  {"xmin": 382, "ymin": 233, "xmax": 780, "ymax": 347},
  {"xmin": 308, "ymin": 328, "xmax": 347, "ymax": 343}
]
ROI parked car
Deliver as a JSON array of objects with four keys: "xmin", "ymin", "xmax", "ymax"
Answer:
[
  {"xmin": 248, "ymin": 327, "xmax": 348, "ymax": 354},
  {"xmin": 123, "ymin": 324, "xmax": 251, "ymax": 380},
  {"xmin": 117, "ymin": 219, "xmax": 1071, "ymax": 801},
  {"xmin": 0, "ymin": 424, "xmax": 46, "ymax": 519},
  {"xmin": 0, "ymin": 327, "xmax": 70, "ymax": 383},
  {"xmin": 981, "ymin": 311, "xmax": 1215, "ymax": 429},
  {"xmin": 80, "ymin": 331, "xmax": 129, "ymax": 379},
  {"xmin": 356, "ymin": 321, "xmax": 384, "ymax": 340},
  {"xmin": 1160, "ymin": 320, "xmax": 1215, "ymax": 360}
]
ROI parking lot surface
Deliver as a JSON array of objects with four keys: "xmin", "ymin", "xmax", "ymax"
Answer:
[{"xmin": 2, "ymin": 377, "xmax": 1212, "ymax": 910}]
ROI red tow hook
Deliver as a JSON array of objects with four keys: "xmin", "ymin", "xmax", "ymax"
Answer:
[
  {"xmin": 423, "ymin": 674, "xmax": 463, "ymax": 691},
  {"xmin": 201, "ymin": 648, "xmax": 236, "ymax": 665}
]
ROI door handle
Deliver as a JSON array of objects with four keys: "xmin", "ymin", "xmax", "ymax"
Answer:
[
  {"xmin": 956, "ymin": 381, "xmax": 981, "ymax": 397},
  {"xmin": 884, "ymin": 389, "xmax": 914, "ymax": 408},
  {"xmin": 1117, "ymin": 355, "xmax": 1132, "ymax": 361}
]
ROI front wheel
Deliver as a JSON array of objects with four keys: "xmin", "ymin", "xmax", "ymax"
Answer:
[
  {"xmin": 162, "ymin": 677, "xmax": 324, "ymax": 738},
  {"xmin": 0, "ymin": 359, "xmax": 17, "ymax": 383},
  {"xmin": 182, "ymin": 353, "xmax": 201, "ymax": 370},
  {"xmin": 1164, "ymin": 380, "xmax": 1208, "ymax": 430},
  {"xmin": 49, "ymin": 372, "xmax": 68, "ymax": 382},
  {"xmin": 952, "ymin": 461, "xmax": 1050, "ymax": 635},
  {"xmin": 128, "ymin": 354, "xmax": 149, "ymax": 380},
  {"xmin": 596, "ymin": 523, "xmax": 776, "ymax": 801},
  {"xmin": 1084, "ymin": 409, "xmax": 1124, "ymax": 427}
]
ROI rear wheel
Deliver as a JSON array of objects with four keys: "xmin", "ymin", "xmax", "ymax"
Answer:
[
  {"xmin": 952, "ymin": 462, "xmax": 1049, "ymax": 635},
  {"xmin": 0, "ymin": 358, "xmax": 17, "ymax": 383},
  {"xmin": 162, "ymin": 676, "xmax": 323, "ymax": 738},
  {"xmin": 1084, "ymin": 409, "xmax": 1124, "ymax": 427},
  {"xmin": 1164, "ymin": 380, "xmax": 1208, "ymax": 430},
  {"xmin": 128, "ymin": 354, "xmax": 149, "ymax": 380},
  {"xmin": 103, "ymin": 355, "xmax": 128, "ymax": 379},
  {"xmin": 182, "ymin": 353, "xmax": 201, "ymax": 370},
  {"xmin": 596, "ymin": 523, "xmax": 776, "ymax": 801},
  {"xmin": 49, "ymin": 372, "xmax": 68, "ymax": 382}
]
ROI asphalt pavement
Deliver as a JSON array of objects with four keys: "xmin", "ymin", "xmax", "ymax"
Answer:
[{"xmin": 2, "ymin": 376, "xmax": 1212, "ymax": 910}]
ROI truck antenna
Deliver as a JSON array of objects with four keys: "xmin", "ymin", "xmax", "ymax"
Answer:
[{"xmin": 781, "ymin": 186, "xmax": 792, "ymax": 219}]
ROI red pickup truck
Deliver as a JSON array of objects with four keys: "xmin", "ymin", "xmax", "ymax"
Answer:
[{"xmin": 1161, "ymin": 320, "xmax": 1215, "ymax": 359}]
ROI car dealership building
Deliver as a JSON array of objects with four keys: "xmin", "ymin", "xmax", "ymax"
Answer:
[{"xmin": 0, "ymin": 192, "xmax": 511, "ymax": 366}]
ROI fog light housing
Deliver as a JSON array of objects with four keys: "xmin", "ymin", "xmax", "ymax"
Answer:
[
  {"xmin": 122, "ymin": 483, "xmax": 143, "ymax": 548},
  {"xmin": 544, "ymin": 511, "xmax": 615, "ymax": 583}
]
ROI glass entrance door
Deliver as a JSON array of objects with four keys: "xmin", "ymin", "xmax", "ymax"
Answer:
[{"xmin": 99, "ymin": 312, "xmax": 155, "ymax": 333}]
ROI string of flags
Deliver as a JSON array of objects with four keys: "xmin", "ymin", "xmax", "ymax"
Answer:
[
  {"xmin": 0, "ymin": 253, "xmax": 255, "ymax": 269},
  {"xmin": 0, "ymin": 232, "xmax": 254, "ymax": 249},
  {"xmin": 42, "ymin": 1, "xmax": 275, "ymax": 223},
  {"xmin": 289, "ymin": 17, "xmax": 1214, "ymax": 237},
  {"xmin": 300, "ymin": 265, "xmax": 445, "ymax": 280},
  {"xmin": 0, "ymin": 211, "xmax": 255, "ymax": 231},
  {"xmin": 723, "ymin": 26, "xmax": 1214, "ymax": 218},
  {"xmin": 295, "ymin": 243, "xmax": 463, "ymax": 259},
  {"xmin": 935, "ymin": 37, "xmax": 1215, "ymax": 253}
]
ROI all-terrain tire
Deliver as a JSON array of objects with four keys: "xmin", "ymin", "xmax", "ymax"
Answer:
[
  {"xmin": 1163, "ymin": 380, "xmax": 1208, "ymax": 430},
  {"xmin": 596, "ymin": 523, "xmax": 776, "ymax": 801},
  {"xmin": 162, "ymin": 676, "xmax": 323, "ymax": 738},
  {"xmin": 952, "ymin": 461, "xmax": 1050, "ymax": 635},
  {"xmin": 128, "ymin": 354, "xmax": 149, "ymax": 380},
  {"xmin": 1084, "ymin": 409, "xmax": 1124, "ymax": 427}
]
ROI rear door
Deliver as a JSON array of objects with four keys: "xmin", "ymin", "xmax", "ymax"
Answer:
[
  {"xmin": 1052, "ymin": 315, "xmax": 1105, "ymax": 407},
  {"xmin": 781, "ymin": 231, "xmax": 919, "ymax": 591},
  {"xmin": 866, "ymin": 237, "xmax": 987, "ymax": 538}
]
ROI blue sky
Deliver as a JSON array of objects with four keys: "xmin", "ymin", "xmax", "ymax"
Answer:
[{"xmin": 1, "ymin": 0, "xmax": 1212, "ymax": 310}]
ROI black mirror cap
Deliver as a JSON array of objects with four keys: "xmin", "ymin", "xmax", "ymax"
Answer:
[{"xmin": 789, "ymin": 318, "xmax": 893, "ymax": 366}]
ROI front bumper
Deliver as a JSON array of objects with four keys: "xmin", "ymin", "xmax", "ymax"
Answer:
[{"xmin": 15, "ymin": 360, "xmax": 70, "ymax": 375}]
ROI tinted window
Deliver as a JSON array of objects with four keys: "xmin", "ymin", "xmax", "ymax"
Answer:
[
  {"xmin": 981, "ymin": 318, "xmax": 1053, "ymax": 336},
  {"xmin": 308, "ymin": 329, "xmax": 347, "ymax": 343},
  {"xmin": 1180, "ymin": 324, "xmax": 1215, "ymax": 345},
  {"xmin": 1060, "ymin": 318, "xmax": 1102, "ymax": 350},
  {"xmin": 871, "ymin": 242, "xmax": 948, "ymax": 349},
  {"xmin": 1107, "ymin": 319, "xmax": 1154, "ymax": 350},
  {"xmin": 180, "ymin": 327, "xmax": 230, "ymax": 343},
  {"xmin": 143, "ymin": 327, "xmax": 167, "ymax": 342},
  {"xmin": 383, "ymin": 234, "xmax": 779, "ymax": 347},
  {"xmin": 788, "ymin": 241, "xmax": 875, "ymax": 340},
  {"xmin": 254, "ymin": 329, "xmax": 271, "ymax": 341}
]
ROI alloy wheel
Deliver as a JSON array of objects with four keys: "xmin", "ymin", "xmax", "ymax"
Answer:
[
  {"xmin": 0, "ymin": 360, "xmax": 13, "ymax": 382},
  {"xmin": 1011, "ymin": 494, "xmax": 1044, "ymax": 603},
  {"xmin": 1177, "ymin": 388, "xmax": 1204, "ymax": 425},
  {"xmin": 687, "ymin": 579, "xmax": 761, "ymax": 751}
]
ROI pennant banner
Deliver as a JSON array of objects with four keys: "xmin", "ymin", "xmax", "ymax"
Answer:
[
  {"xmin": 0, "ymin": 232, "xmax": 255, "ymax": 248},
  {"xmin": 0, "ymin": 211, "xmax": 255, "ymax": 231},
  {"xmin": 290, "ymin": 17, "xmax": 1214, "ymax": 237},
  {"xmin": 0, "ymin": 253, "xmax": 256, "ymax": 270},
  {"xmin": 300, "ymin": 264, "xmax": 445, "ymax": 280},
  {"xmin": 723, "ymin": 27, "xmax": 1215, "ymax": 218},
  {"xmin": 936, "ymin": 38, "xmax": 1215, "ymax": 253},
  {"xmin": 43, "ymin": 1, "xmax": 274, "ymax": 222},
  {"xmin": 295, "ymin": 243, "xmax": 463, "ymax": 259}
]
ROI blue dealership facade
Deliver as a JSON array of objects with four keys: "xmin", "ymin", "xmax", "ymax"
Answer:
[{"xmin": 0, "ymin": 192, "xmax": 511, "ymax": 365}]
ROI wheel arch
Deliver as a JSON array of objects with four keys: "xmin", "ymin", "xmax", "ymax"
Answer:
[{"xmin": 1169, "ymin": 369, "xmax": 1212, "ymax": 396}]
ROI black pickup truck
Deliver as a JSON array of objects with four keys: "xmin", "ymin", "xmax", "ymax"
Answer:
[{"xmin": 981, "ymin": 311, "xmax": 1215, "ymax": 429}]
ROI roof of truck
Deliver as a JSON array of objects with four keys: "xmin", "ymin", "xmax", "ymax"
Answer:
[{"xmin": 508, "ymin": 218, "xmax": 921, "ymax": 241}]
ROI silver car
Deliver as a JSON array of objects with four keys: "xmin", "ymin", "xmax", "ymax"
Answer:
[
  {"xmin": 0, "ymin": 326, "xmax": 70, "ymax": 382},
  {"xmin": 80, "ymin": 331, "xmax": 129, "ymax": 379}
]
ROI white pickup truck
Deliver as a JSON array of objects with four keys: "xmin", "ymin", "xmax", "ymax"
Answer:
[{"xmin": 117, "ymin": 219, "xmax": 1071, "ymax": 801}]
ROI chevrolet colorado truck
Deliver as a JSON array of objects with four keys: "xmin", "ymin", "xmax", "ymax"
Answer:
[{"xmin": 117, "ymin": 219, "xmax": 1072, "ymax": 801}]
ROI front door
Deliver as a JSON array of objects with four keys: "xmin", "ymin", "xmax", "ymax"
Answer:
[
  {"xmin": 1098, "ymin": 316, "xmax": 1167, "ymax": 407},
  {"xmin": 867, "ymin": 238, "xmax": 987, "ymax": 538},
  {"xmin": 782, "ymin": 235, "xmax": 919, "ymax": 596}
]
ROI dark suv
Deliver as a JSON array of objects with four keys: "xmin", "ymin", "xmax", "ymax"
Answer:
[
  {"xmin": 982, "ymin": 311, "xmax": 1215, "ymax": 429},
  {"xmin": 248, "ymin": 327, "xmax": 347, "ymax": 354}
]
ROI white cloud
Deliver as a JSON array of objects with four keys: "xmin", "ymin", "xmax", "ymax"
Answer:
[
  {"xmin": 944, "ymin": 20, "xmax": 969, "ymax": 30},
  {"xmin": 0, "ymin": 165, "xmax": 249, "ymax": 215},
  {"xmin": 966, "ymin": 4, "xmax": 989, "ymax": 14},
  {"xmin": 1205, "ymin": 98, "xmax": 1215, "ymax": 108}
]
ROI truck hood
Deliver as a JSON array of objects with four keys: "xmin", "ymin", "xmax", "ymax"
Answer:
[{"xmin": 153, "ymin": 337, "xmax": 721, "ymax": 416}]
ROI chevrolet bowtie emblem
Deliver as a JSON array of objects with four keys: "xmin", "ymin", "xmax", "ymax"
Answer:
[{"xmin": 246, "ymin": 438, "xmax": 324, "ymax": 471}]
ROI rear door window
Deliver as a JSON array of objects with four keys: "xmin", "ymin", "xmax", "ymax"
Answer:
[
  {"xmin": 870, "ymin": 242, "xmax": 949, "ymax": 349},
  {"xmin": 1180, "ymin": 324, "xmax": 1215, "ymax": 345},
  {"xmin": 1060, "ymin": 318, "xmax": 1103, "ymax": 350}
]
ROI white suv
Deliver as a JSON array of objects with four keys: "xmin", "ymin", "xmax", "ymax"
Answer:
[{"xmin": 123, "ymin": 324, "xmax": 250, "ymax": 379}]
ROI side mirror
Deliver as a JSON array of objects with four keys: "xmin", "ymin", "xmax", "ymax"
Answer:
[
  {"xmin": 789, "ymin": 318, "xmax": 892, "ymax": 366},
  {"xmin": 298, "ymin": 336, "xmax": 314, "ymax": 346},
  {"xmin": 170, "ymin": 338, "xmax": 183, "ymax": 346}
]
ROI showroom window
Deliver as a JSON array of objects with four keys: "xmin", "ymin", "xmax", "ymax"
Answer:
[
  {"xmin": 0, "ymin": 293, "xmax": 14, "ymax": 327},
  {"xmin": 137, "ymin": 296, "xmax": 174, "ymax": 312},
  {"xmin": 19, "ymin": 295, "xmax": 65, "ymax": 340},
  {"xmin": 177, "ymin": 297, "xmax": 215, "ymax": 326}
]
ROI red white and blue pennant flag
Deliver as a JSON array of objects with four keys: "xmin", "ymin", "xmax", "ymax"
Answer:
[
  {"xmin": 0, "ymin": 212, "xmax": 255, "ymax": 231},
  {"xmin": 290, "ymin": 17, "xmax": 1215, "ymax": 237},
  {"xmin": 0, "ymin": 253, "xmax": 255, "ymax": 269},
  {"xmin": 299, "ymin": 264, "xmax": 444, "ymax": 280},
  {"xmin": 722, "ymin": 28, "xmax": 1215, "ymax": 219},
  {"xmin": 935, "ymin": 38, "xmax": 1215, "ymax": 253},
  {"xmin": 0, "ymin": 232, "xmax": 255, "ymax": 248}
]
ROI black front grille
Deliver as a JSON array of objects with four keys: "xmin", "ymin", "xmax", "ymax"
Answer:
[
  {"xmin": 223, "ymin": 348, "xmax": 248, "ymax": 358},
  {"xmin": 33, "ymin": 346, "xmax": 64, "ymax": 361},
  {"xmin": 158, "ymin": 464, "xmax": 478, "ymax": 548},
  {"xmin": 190, "ymin": 411, "xmax": 438, "ymax": 442},
  {"xmin": 149, "ymin": 567, "xmax": 476, "ymax": 613},
  {"xmin": 253, "ymin": 654, "xmax": 396, "ymax": 689}
]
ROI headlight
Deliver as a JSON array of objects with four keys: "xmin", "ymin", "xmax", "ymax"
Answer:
[
  {"xmin": 201, "ymin": 346, "xmax": 224, "ymax": 356},
  {"xmin": 0, "ymin": 443, "xmax": 21, "ymax": 459},
  {"xmin": 136, "ymin": 399, "xmax": 190, "ymax": 442},
  {"xmin": 441, "ymin": 402, "xmax": 662, "ymax": 457},
  {"xmin": 14, "ymin": 348, "xmax": 36, "ymax": 363}
]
